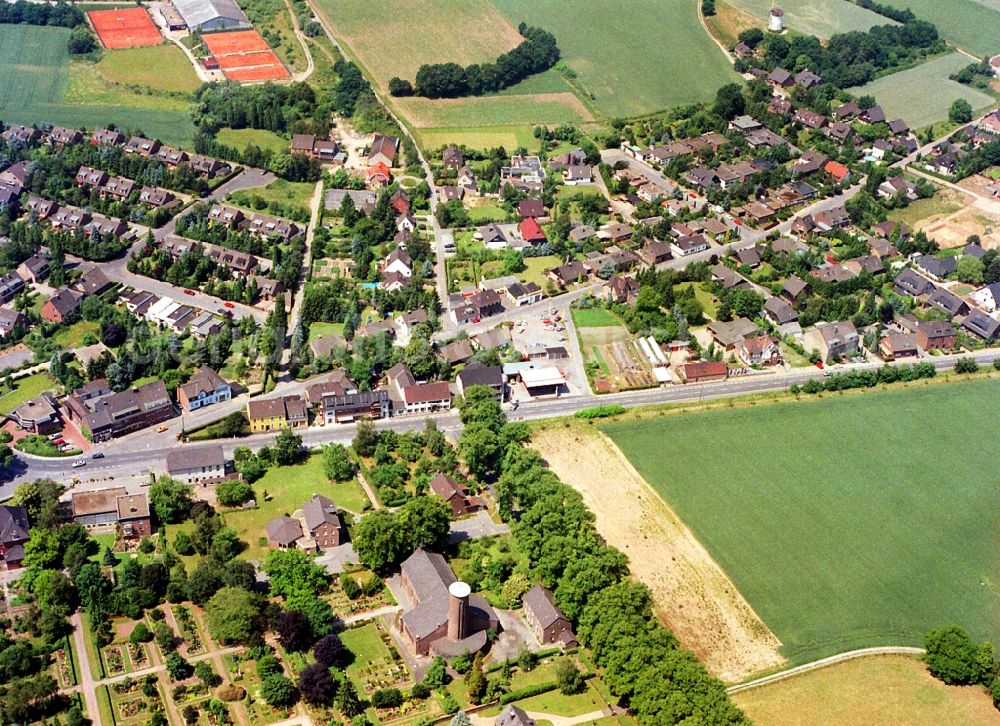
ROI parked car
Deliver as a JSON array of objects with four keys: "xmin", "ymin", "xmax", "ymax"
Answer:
[
  {"xmin": 184, "ymin": 289, "xmax": 196, "ymax": 296},
  {"xmin": 71, "ymin": 460, "xmax": 86, "ymax": 468},
  {"xmin": 91, "ymin": 452, "xmax": 105, "ymax": 459},
  {"xmin": 223, "ymin": 302, "xmax": 235, "ymax": 309}
]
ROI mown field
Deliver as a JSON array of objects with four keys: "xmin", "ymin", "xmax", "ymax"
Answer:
[
  {"xmin": 735, "ymin": 654, "xmax": 1000, "ymax": 726},
  {"xmin": 0, "ymin": 25, "xmax": 195, "ymax": 146},
  {"xmin": 878, "ymin": 0, "xmax": 1000, "ymax": 57},
  {"xmin": 602, "ymin": 379, "xmax": 1000, "ymax": 665},
  {"xmin": 93, "ymin": 44, "xmax": 201, "ymax": 94},
  {"xmin": 854, "ymin": 52, "xmax": 995, "ymax": 129},
  {"xmin": 491, "ymin": 0, "xmax": 739, "ymax": 117},
  {"xmin": 216, "ymin": 127, "xmax": 289, "ymax": 154},
  {"xmin": 726, "ymin": 0, "xmax": 894, "ymax": 38},
  {"xmin": 393, "ymin": 92, "xmax": 592, "ymax": 128}
]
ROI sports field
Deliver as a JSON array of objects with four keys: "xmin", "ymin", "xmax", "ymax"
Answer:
[
  {"xmin": 203, "ymin": 30, "xmax": 290, "ymax": 82},
  {"xmin": 602, "ymin": 379, "xmax": 1000, "ymax": 664},
  {"xmin": 726, "ymin": 0, "xmax": 894, "ymax": 38},
  {"xmin": 314, "ymin": 0, "xmax": 522, "ymax": 88},
  {"xmin": 854, "ymin": 52, "xmax": 995, "ymax": 129},
  {"xmin": 878, "ymin": 0, "xmax": 1000, "ymax": 57},
  {"xmin": 491, "ymin": 0, "xmax": 739, "ymax": 117},
  {"xmin": 0, "ymin": 25, "xmax": 195, "ymax": 146},
  {"xmin": 88, "ymin": 7, "xmax": 161, "ymax": 49},
  {"xmin": 734, "ymin": 654, "xmax": 1000, "ymax": 726}
]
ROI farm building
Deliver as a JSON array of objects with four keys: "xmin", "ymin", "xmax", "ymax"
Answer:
[{"xmin": 172, "ymin": 0, "xmax": 250, "ymax": 32}]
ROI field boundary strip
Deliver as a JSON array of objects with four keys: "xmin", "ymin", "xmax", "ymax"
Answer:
[
  {"xmin": 87, "ymin": 8, "xmax": 162, "ymax": 50},
  {"xmin": 727, "ymin": 647, "xmax": 926, "ymax": 693}
]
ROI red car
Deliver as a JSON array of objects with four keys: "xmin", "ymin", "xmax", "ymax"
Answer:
[
  {"xmin": 184, "ymin": 289, "xmax": 195, "ymax": 296},
  {"xmin": 223, "ymin": 302, "xmax": 235, "ymax": 309}
]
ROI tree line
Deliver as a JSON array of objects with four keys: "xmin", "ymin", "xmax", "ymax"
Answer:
[{"xmin": 390, "ymin": 24, "xmax": 560, "ymax": 99}]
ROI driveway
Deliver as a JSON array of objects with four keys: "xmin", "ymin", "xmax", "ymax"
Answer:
[
  {"xmin": 314, "ymin": 542, "xmax": 358, "ymax": 575},
  {"xmin": 448, "ymin": 510, "xmax": 510, "ymax": 544}
]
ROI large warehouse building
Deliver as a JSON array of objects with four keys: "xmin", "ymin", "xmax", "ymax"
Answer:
[{"xmin": 172, "ymin": 0, "xmax": 250, "ymax": 32}]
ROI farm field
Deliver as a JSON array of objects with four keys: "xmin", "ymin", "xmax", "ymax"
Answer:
[
  {"xmin": 491, "ymin": 0, "xmax": 740, "ymax": 117},
  {"xmin": 0, "ymin": 26, "xmax": 194, "ymax": 146},
  {"xmin": 726, "ymin": 0, "xmax": 893, "ymax": 38},
  {"xmin": 416, "ymin": 125, "xmax": 540, "ymax": 152},
  {"xmin": 734, "ymin": 654, "xmax": 1000, "ymax": 726},
  {"xmin": 704, "ymin": 0, "xmax": 764, "ymax": 49},
  {"xmin": 314, "ymin": 0, "xmax": 522, "ymax": 88},
  {"xmin": 602, "ymin": 379, "xmax": 1000, "ymax": 665},
  {"xmin": 93, "ymin": 45, "xmax": 201, "ymax": 94},
  {"xmin": 878, "ymin": 0, "xmax": 1000, "ymax": 57},
  {"xmin": 854, "ymin": 52, "xmax": 995, "ymax": 129},
  {"xmin": 216, "ymin": 127, "xmax": 289, "ymax": 154},
  {"xmin": 392, "ymin": 92, "xmax": 593, "ymax": 128}
]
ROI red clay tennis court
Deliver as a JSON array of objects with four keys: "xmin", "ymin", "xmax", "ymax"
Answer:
[
  {"xmin": 203, "ymin": 30, "xmax": 290, "ymax": 83},
  {"xmin": 88, "ymin": 8, "xmax": 162, "ymax": 49}
]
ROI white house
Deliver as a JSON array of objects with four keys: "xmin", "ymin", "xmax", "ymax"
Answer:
[
  {"xmin": 178, "ymin": 365, "xmax": 232, "ymax": 412},
  {"xmin": 971, "ymin": 283, "xmax": 1000, "ymax": 313},
  {"xmin": 384, "ymin": 247, "xmax": 412, "ymax": 278}
]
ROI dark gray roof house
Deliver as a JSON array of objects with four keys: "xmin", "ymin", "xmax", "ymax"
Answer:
[
  {"xmin": 962, "ymin": 310, "xmax": 1000, "ymax": 340},
  {"xmin": 894, "ymin": 268, "xmax": 935, "ymax": 297},
  {"xmin": 495, "ymin": 706, "xmax": 536, "ymax": 726}
]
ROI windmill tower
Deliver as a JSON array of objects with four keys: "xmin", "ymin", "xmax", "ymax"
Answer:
[{"xmin": 769, "ymin": 5, "xmax": 784, "ymax": 32}]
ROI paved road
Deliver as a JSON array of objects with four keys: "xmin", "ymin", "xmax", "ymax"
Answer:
[
  {"xmin": 9, "ymin": 347, "xmax": 1000, "ymax": 498},
  {"xmin": 726, "ymin": 646, "xmax": 926, "ymax": 694},
  {"xmin": 70, "ymin": 612, "xmax": 100, "ymax": 723}
]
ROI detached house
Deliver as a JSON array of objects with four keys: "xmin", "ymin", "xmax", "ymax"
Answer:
[
  {"xmin": 429, "ymin": 472, "xmax": 479, "ymax": 517},
  {"xmin": 804, "ymin": 321, "xmax": 859, "ymax": 363},
  {"xmin": 178, "ymin": 365, "xmax": 232, "ymax": 412},
  {"xmin": 522, "ymin": 584, "xmax": 577, "ymax": 648}
]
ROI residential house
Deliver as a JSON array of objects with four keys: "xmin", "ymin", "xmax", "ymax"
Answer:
[
  {"xmin": 0, "ymin": 273, "xmax": 24, "ymax": 303},
  {"xmin": 522, "ymin": 584, "xmax": 577, "ymax": 648},
  {"xmin": 738, "ymin": 334, "xmax": 781, "ymax": 366},
  {"xmin": 64, "ymin": 380, "xmax": 173, "ymax": 442},
  {"xmin": 139, "ymin": 186, "xmax": 176, "ymax": 208},
  {"xmin": 177, "ymin": 365, "xmax": 232, "ymax": 412},
  {"xmin": 794, "ymin": 69, "xmax": 822, "ymax": 89},
  {"xmin": 916, "ymin": 320, "xmax": 956, "ymax": 351},
  {"xmin": 711, "ymin": 264, "xmax": 751, "ymax": 291},
  {"xmin": 767, "ymin": 67, "xmax": 793, "ymax": 88},
  {"xmin": 562, "ymin": 165, "xmax": 592, "ymax": 185},
  {"xmin": 429, "ymin": 472, "xmax": 479, "ymax": 517},
  {"xmin": 77, "ymin": 268, "xmax": 114, "ymax": 297},
  {"xmin": 505, "ymin": 281, "xmax": 543, "ymax": 307},
  {"xmin": 843, "ymin": 255, "xmax": 884, "ymax": 276},
  {"xmin": 879, "ymin": 332, "xmax": 919, "ymax": 360},
  {"xmin": 546, "ymin": 261, "xmax": 587, "ymax": 287},
  {"xmin": 302, "ymin": 495, "xmax": 347, "ymax": 549},
  {"xmin": 962, "ymin": 310, "xmax": 1000, "ymax": 340},
  {"xmin": 916, "ymin": 255, "xmax": 956, "ymax": 281},
  {"xmin": 456, "ymin": 363, "xmax": 504, "ymax": 402},
  {"xmin": 442, "ymin": 145, "xmax": 464, "ymax": 169},
  {"xmin": 804, "ymin": 321, "xmax": 860, "ymax": 363},
  {"xmin": 0, "ymin": 307, "xmax": 26, "ymax": 338},
  {"xmin": 894, "ymin": 268, "xmax": 935, "ymax": 297},
  {"xmin": 368, "ymin": 134, "xmax": 400, "ymax": 166},
  {"xmin": 16, "ymin": 253, "xmax": 49, "ymax": 283},
  {"xmin": 246, "ymin": 396, "xmax": 308, "ymax": 432},
  {"xmin": 384, "ymin": 247, "xmax": 413, "ymax": 278},
  {"xmin": 266, "ymin": 516, "xmax": 303, "ymax": 549},
  {"xmin": 41, "ymin": 287, "xmax": 82, "ymax": 323},
  {"xmin": 165, "ymin": 445, "xmax": 226, "ymax": 486},
  {"xmin": 3, "ymin": 125, "xmax": 40, "ymax": 146},
  {"xmin": 72, "ymin": 489, "xmax": 152, "ymax": 539},
  {"xmin": 793, "ymin": 108, "xmax": 827, "ymax": 130},
  {"xmin": 764, "ymin": 296, "xmax": 798, "ymax": 326},
  {"xmin": 367, "ymin": 162, "xmax": 391, "ymax": 188},
  {"xmin": 878, "ymin": 176, "xmax": 917, "ymax": 201},
  {"xmin": 124, "ymin": 136, "xmax": 160, "ymax": 156},
  {"xmin": 601, "ymin": 274, "xmax": 639, "ymax": 303},
  {"xmin": 495, "ymin": 706, "xmax": 536, "ymax": 726},
  {"xmin": 824, "ymin": 160, "xmax": 851, "ymax": 184},
  {"xmin": 681, "ymin": 361, "xmax": 728, "ymax": 383},
  {"xmin": 707, "ymin": 317, "xmax": 757, "ymax": 350},
  {"xmin": 927, "ymin": 288, "xmax": 969, "ymax": 317},
  {"xmin": 400, "ymin": 382, "xmax": 452, "ymax": 414},
  {"xmin": 519, "ymin": 217, "xmax": 547, "ymax": 245},
  {"xmin": 971, "ymin": 282, "xmax": 1000, "ymax": 312},
  {"xmin": 670, "ymin": 234, "xmax": 710, "ymax": 257},
  {"xmin": 0, "ymin": 505, "xmax": 30, "ymax": 569},
  {"xmin": 518, "ymin": 199, "xmax": 544, "ymax": 219},
  {"xmin": 321, "ymin": 390, "xmax": 390, "ymax": 423},
  {"xmin": 10, "ymin": 394, "xmax": 59, "ymax": 434},
  {"xmin": 637, "ymin": 239, "xmax": 672, "ymax": 266}
]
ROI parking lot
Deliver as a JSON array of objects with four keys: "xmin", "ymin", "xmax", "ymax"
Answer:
[{"xmin": 508, "ymin": 304, "xmax": 588, "ymax": 395}]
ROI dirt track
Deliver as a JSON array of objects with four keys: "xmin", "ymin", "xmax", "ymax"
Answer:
[{"xmin": 532, "ymin": 427, "xmax": 784, "ymax": 682}]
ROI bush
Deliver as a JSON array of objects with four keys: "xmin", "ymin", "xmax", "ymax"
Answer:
[
  {"xmin": 217, "ymin": 480, "xmax": 254, "ymax": 507},
  {"xmin": 340, "ymin": 573, "xmax": 361, "ymax": 599},
  {"xmin": 499, "ymin": 682, "xmax": 557, "ymax": 705},
  {"xmin": 954, "ymin": 357, "xmax": 979, "ymax": 374},
  {"xmin": 371, "ymin": 688, "xmax": 403, "ymax": 709},
  {"xmin": 410, "ymin": 682, "xmax": 430, "ymax": 699},
  {"xmin": 451, "ymin": 653, "xmax": 472, "ymax": 674},
  {"xmin": 217, "ymin": 684, "xmax": 245, "ymax": 702},
  {"xmin": 574, "ymin": 405, "xmax": 626, "ymax": 420},
  {"xmin": 556, "ymin": 659, "xmax": 585, "ymax": 695},
  {"xmin": 925, "ymin": 625, "xmax": 980, "ymax": 684},
  {"xmin": 130, "ymin": 622, "xmax": 152, "ymax": 645},
  {"xmin": 993, "ymin": 357, "xmax": 1000, "ymax": 371}
]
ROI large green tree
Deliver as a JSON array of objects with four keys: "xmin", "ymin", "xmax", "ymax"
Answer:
[
  {"xmin": 205, "ymin": 587, "xmax": 262, "ymax": 645},
  {"xmin": 148, "ymin": 476, "xmax": 193, "ymax": 523}
]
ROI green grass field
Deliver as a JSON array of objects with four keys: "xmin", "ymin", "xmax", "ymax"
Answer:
[
  {"xmin": 602, "ymin": 380, "xmax": 1000, "ymax": 664},
  {"xmin": 53, "ymin": 320, "xmax": 100, "ymax": 350},
  {"xmin": 854, "ymin": 52, "xmax": 996, "ymax": 129},
  {"xmin": 227, "ymin": 179, "xmax": 316, "ymax": 220},
  {"xmin": 726, "ymin": 0, "xmax": 893, "ymax": 38},
  {"xmin": 0, "ymin": 26, "xmax": 195, "ymax": 146},
  {"xmin": 491, "ymin": 0, "xmax": 739, "ymax": 117},
  {"xmin": 93, "ymin": 44, "xmax": 200, "ymax": 94},
  {"xmin": 217, "ymin": 127, "xmax": 289, "ymax": 154},
  {"xmin": 878, "ymin": 0, "xmax": 1000, "ymax": 57},
  {"xmin": 416, "ymin": 125, "xmax": 541, "ymax": 152},
  {"xmin": 0, "ymin": 373, "xmax": 58, "ymax": 415},
  {"xmin": 223, "ymin": 453, "xmax": 369, "ymax": 560},
  {"xmin": 571, "ymin": 307, "xmax": 622, "ymax": 328},
  {"xmin": 393, "ymin": 92, "xmax": 592, "ymax": 128}
]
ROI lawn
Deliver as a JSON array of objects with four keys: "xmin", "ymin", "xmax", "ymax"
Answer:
[
  {"xmin": 467, "ymin": 204, "xmax": 509, "ymax": 223},
  {"xmin": 223, "ymin": 453, "xmax": 369, "ymax": 560},
  {"xmin": 877, "ymin": 0, "xmax": 1000, "ymax": 57},
  {"xmin": 308, "ymin": 321, "xmax": 345, "ymax": 339},
  {"xmin": 227, "ymin": 179, "xmax": 316, "ymax": 221},
  {"xmin": 675, "ymin": 281, "xmax": 721, "ymax": 320},
  {"xmin": 93, "ymin": 44, "xmax": 201, "ymax": 94},
  {"xmin": 0, "ymin": 26, "xmax": 195, "ymax": 147},
  {"xmin": 571, "ymin": 307, "xmax": 622, "ymax": 328},
  {"xmin": 734, "ymin": 654, "xmax": 1000, "ymax": 725},
  {"xmin": 53, "ymin": 320, "xmax": 100, "ymax": 350},
  {"xmin": 491, "ymin": 0, "xmax": 739, "ymax": 117},
  {"xmin": 726, "ymin": 0, "xmax": 893, "ymax": 38},
  {"xmin": 521, "ymin": 255, "xmax": 560, "ymax": 289},
  {"xmin": 854, "ymin": 52, "xmax": 996, "ymax": 129},
  {"xmin": 0, "ymin": 372, "xmax": 57, "ymax": 414},
  {"xmin": 217, "ymin": 127, "xmax": 290, "ymax": 154},
  {"xmin": 393, "ymin": 93, "xmax": 592, "ymax": 128},
  {"xmin": 602, "ymin": 379, "xmax": 1000, "ymax": 664}
]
